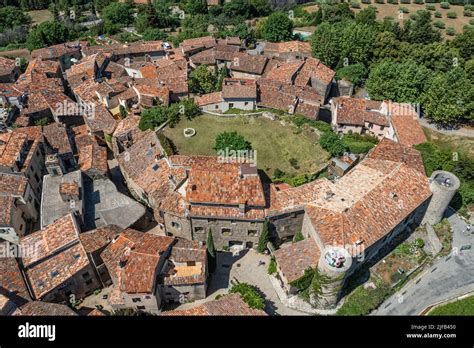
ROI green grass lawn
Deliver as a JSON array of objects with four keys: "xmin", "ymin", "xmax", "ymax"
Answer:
[
  {"xmin": 428, "ymin": 295, "xmax": 474, "ymax": 315},
  {"xmin": 162, "ymin": 114, "xmax": 329, "ymax": 176}
]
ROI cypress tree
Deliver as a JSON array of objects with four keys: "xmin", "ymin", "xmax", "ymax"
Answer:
[
  {"xmin": 206, "ymin": 229, "xmax": 216, "ymax": 273},
  {"xmin": 257, "ymin": 221, "xmax": 269, "ymax": 253}
]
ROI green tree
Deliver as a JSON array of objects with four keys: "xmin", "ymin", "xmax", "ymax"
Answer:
[
  {"xmin": 340, "ymin": 21, "xmax": 377, "ymax": 66},
  {"xmin": 261, "ymin": 12, "xmax": 293, "ymax": 42},
  {"xmin": 355, "ymin": 6, "xmax": 376, "ymax": 25},
  {"xmin": 420, "ymin": 67, "xmax": 473, "ymax": 126},
  {"xmin": 26, "ymin": 21, "xmax": 71, "ymax": 50},
  {"xmin": 402, "ymin": 10, "xmax": 441, "ymax": 44},
  {"xmin": 257, "ymin": 221, "xmax": 269, "ymax": 253},
  {"xmin": 371, "ymin": 31, "xmax": 400, "ymax": 62},
  {"xmin": 102, "ymin": 2, "xmax": 134, "ymax": 27},
  {"xmin": 336, "ymin": 63, "xmax": 367, "ymax": 85},
  {"xmin": 178, "ymin": 98, "xmax": 200, "ymax": 120},
  {"xmin": 206, "ymin": 229, "xmax": 216, "ymax": 273},
  {"xmin": 451, "ymin": 26, "xmax": 474, "ymax": 61},
  {"xmin": 399, "ymin": 42, "xmax": 462, "ymax": 72},
  {"xmin": 214, "ymin": 131, "xmax": 251, "ymax": 152},
  {"xmin": 311, "ymin": 22, "xmax": 342, "ymax": 68},
  {"xmin": 229, "ymin": 283, "xmax": 265, "ymax": 310},
  {"xmin": 189, "ymin": 65, "xmax": 218, "ymax": 94},
  {"xmin": 184, "ymin": 0, "xmax": 208, "ymax": 15},
  {"xmin": 0, "ymin": 6, "xmax": 31, "ymax": 33},
  {"xmin": 320, "ymin": 3, "xmax": 354, "ymax": 23},
  {"xmin": 319, "ymin": 131, "xmax": 346, "ymax": 157},
  {"xmin": 138, "ymin": 106, "xmax": 169, "ymax": 131},
  {"xmin": 142, "ymin": 28, "xmax": 168, "ymax": 41},
  {"xmin": 366, "ymin": 59, "xmax": 430, "ymax": 103}
]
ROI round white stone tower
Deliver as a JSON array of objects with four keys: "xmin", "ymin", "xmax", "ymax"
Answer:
[
  {"xmin": 315, "ymin": 246, "xmax": 352, "ymax": 309},
  {"xmin": 423, "ymin": 170, "xmax": 460, "ymax": 225}
]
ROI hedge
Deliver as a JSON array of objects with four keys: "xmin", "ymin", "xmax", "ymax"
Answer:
[{"xmin": 446, "ymin": 11, "xmax": 457, "ymax": 18}]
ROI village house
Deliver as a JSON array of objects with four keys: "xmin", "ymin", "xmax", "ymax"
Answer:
[
  {"xmin": 31, "ymin": 41, "xmax": 84, "ymax": 72},
  {"xmin": 0, "ymin": 57, "xmax": 20, "ymax": 83},
  {"xmin": 101, "ymin": 230, "xmax": 175, "ymax": 313},
  {"xmin": 20, "ymin": 214, "xmax": 101, "ymax": 302},
  {"xmin": 260, "ymin": 41, "xmax": 312, "ymax": 60},
  {"xmin": 0, "ymin": 127, "xmax": 46, "ymax": 220},
  {"xmin": 195, "ymin": 78, "xmax": 257, "ymax": 113}
]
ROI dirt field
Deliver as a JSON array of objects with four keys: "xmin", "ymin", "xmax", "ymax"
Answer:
[
  {"xmin": 304, "ymin": 3, "xmax": 471, "ymax": 36},
  {"xmin": 0, "ymin": 49, "xmax": 30, "ymax": 60},
  {"xmin": 28, "ymin": 9, "xmax": 53, "ymax": 25}
]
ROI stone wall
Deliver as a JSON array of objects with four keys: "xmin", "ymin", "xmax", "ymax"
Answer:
[
  {"xmin": 190, "ymin": 217, "xmax": 263, "ymax": 249},
  {"xmin": 269, "ymin": 210, "xmax": 305, "ymax": 244}
]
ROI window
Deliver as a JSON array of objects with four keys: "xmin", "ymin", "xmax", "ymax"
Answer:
[
  {"xmin": 165, "ymin": 292, "xmax": 172, "ymax": 296},
  {"xmin": 229, "ymin": 103, "xmax": 234, "ymax": 108},
  {"xmin": 85, "ymin": 279, "xmax": 93, "ymax": 285},
  {"xmin": 380, "ymin": 126, "xmax": 384, "ymax": 131},
  {"xmin": 247, "ymin": 230, "xmax": 258, "ymax": 237},
  {"xmin": 171, "ymin": 221, "xmax": 181, "ymax": 230},
  {"xmin": 132, "ymin": 298, "xmax": 142, "ymax": 303},
  {"xmin": 187, "ymin": 261, "xmax": 196, "ymax": 267},
  {"xmin": 137, "ymin": 306, "xmax": 146, "ymax": 310},
  {"xmin": 368, "ymin": 123, "xmax": 373, "ymax": 129},
  {"xmin": 82, "ymin": 272, "xmax": 90, "ymax": 279},
  {"xmin": 244, "ymin": 102, "xmax": 248, "ymax": 106},
  {"xmin": 215, "ymin": 105, "xmax": 219, "ymax": 109},
  {"xmin": 221, "ymin": 228, "xmax": 232, "ymax": 236},
  {"xmin": 194, "ymin": 227, "xmax": 204, "ymax": 234}
]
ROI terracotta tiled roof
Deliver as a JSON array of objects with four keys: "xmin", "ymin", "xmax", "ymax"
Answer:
[
  {"xmin": 263, "ymin": 41, "xmax": 312, "ymax": 56},
  {"xmin": 163, "ymin": 239, "xmax": 207, "ymax": 286},
  {"xmin": 0, "ymin": 57, "xmax": 17, "ymax": 76},
  {"xmin": 0, "ymin": 251, "xmax": 31, "ymax": 306},
  {"xmin": 14, "ymin": 301, "xmax": 77, "ymax": 316},
  {"xmin": 79, "ymin": 225, "xmax": 123, "ymax": 253},
  {"xmin": 0, "ymin": 83, "xmax": 22, "ymax": 98},
  {"xmin": 265, "ymin": 60, "xmax": 304, "ymax": 83},
  {"xmin": 31, "ymin": 41, "xmax": 83, "ymax": 60},
  {"xmin": 78, "ymin": 141, "xmax": 108, "ymax": 176},
  {"xmin": 101, "ymin": 231, "xmax": 174, "ymax": 294},
  {"xmin": 42, "ymin": 123, "xmax": 73, "ymax": 154},
  {"xmin": 0, "ymin": 196, "xmax": 15, "ymax": 226},
  {"xmin": 391, "ymin": 115, "xmax": 427, "ymax": 147},
  {"xmin": 273, "ymin": 238, "xmax": 320, "ymax": 283},
  {"xmin": 181, "ymin": 36, "xmax": 216, "ymax": 54},
  {"xmin": 333, "ymin": 97, "xmax": 390, "ymax": 127},
  {"xmin": 59, "ymin": 182, "xmax": 79, "ymax": 196},
  {"xmin": 230, "ymin": 54, "xmax": 268, "ymax": 75},
  {"xmin": 368, "ymin": 138, "xmax": 425, "ymax": 174},
  {"xmin": 25, "ymin": 242, "xmax": 90, "ymax": 299},
  {"xmin": 0, "ymin": 173, "xmax": 27, "ymax": 197},
  {"xmin": 294, "ymin": 57, "xmax": 335, "ymax": 87},
  {"xmin": 186, "ymin": 161, "xmax": 265, "ymax": 206},
  {"xmin": 161, "ymin": 293, "xmax": 267, "ymax": 316},
  {"xmin": 20, "ymin": 214, "xmax": 80, "ymax": 267},
  {"xmin": 222, "ymin": 78, "xmax": 256, "ymax": 100},
  {"xmin": 195, "ymin": 92, "xmax": 222, "ymax": 106},
  {"xmin": 304, "ymin": 157, "xmax": 431, "ymax": 250}
]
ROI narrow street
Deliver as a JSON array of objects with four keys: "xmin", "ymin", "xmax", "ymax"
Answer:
[{"xmin": 372, "ymin": 211, "xmax": 474, "ymax": 315}]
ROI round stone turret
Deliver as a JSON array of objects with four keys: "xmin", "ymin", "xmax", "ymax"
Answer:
[
  {"xmin": 423, "ymin": 171, "xmax": 460, "ymax": 225},
  {"xmin": 315, "ymin": 246, "xmax": 352, "ymax": 309}
]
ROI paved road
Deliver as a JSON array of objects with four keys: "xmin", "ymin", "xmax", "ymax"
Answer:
[
  {"xmin": 419, "ymin": 117, "xmax": 474, "ymax": 138},
  {"xmin": 372, "ymin": 212, "xmax": 474, "ymax": 315}
]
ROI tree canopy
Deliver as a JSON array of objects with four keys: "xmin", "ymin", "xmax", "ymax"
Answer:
[{"xmin": 261, "ymin": 12, "xmax": 293, "ymax": 42}]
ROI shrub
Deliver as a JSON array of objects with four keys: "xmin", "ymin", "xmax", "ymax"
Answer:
[
  {"xmin": 388, "ymin": 0, "xmax": 399, "ymax": 4},
  {"xmin": 414, "ymin": 0, "xmax": 424, "ymax": 4},
  {"xmin": 214, "ymin": 131, "xmax": 251, "ymax": 152},
  {"xmin": 229, "ymin": 283, "xmax": 265, "ymax": 310},
  {"xmin": 426, "ymin": 4, "xmax": 436, "ymax": 10},
  {"xmin": 268, "ymin": 257, "xmax": 277, "ymax": 275},
  {"xmin": 375, "ymin": 0, "xmax": 385, "ymax": 3},
  {"xmin": 400, "ymin": 0, "xmax": 411, "ymax": 3},
  {"xmin": 446, "ymin": 26, "xmax": 456, "ymax": 35},
  {"xmin": 433, "ymin": 20, "xmax": 446, "ymax": 28},
  {"xmin": 470, "ymin": 18, "xmax": 474, "ymax": 25},
  {"xmin": 351, "ymin": 1, "xmax": 361, "ymax": 8},
  {"xmin": 464, "ymin": 10, "xmax": 473, "ymax": 17},
  {"xmin": 361, "ymin": 0, "xmax": 371, "ymax": 4},
  {"xmin": 257, "ymin": 222, "xmax": 269, "ymax": 253},
  {"xmin": 157, "ymin": 133, "xmax": 175, "ymax": 156},
  {"xmin": 434, "ymin": 11, "xmax": 442, "ymax": 17},
  {"xmin": 319, "ymin": 131, "xmax": 347, "ymax": 157},
  {"xmin": 293, "ymin": 231, "xmax": 305, "ymax": 242},
  {"xmin": 399, "ymin": 6, "xmax": 409, "ymax": 12},
  {"xmin": 465, "ymin": 4, "xmax": 474, "ymax": 11},
  {"xmin": 446, "ymin": 11, "xmax": 457, "ymax": 18},
  {"xmin": 440, "ymin": 2, "xmax": 450, "ymax": 9}
]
